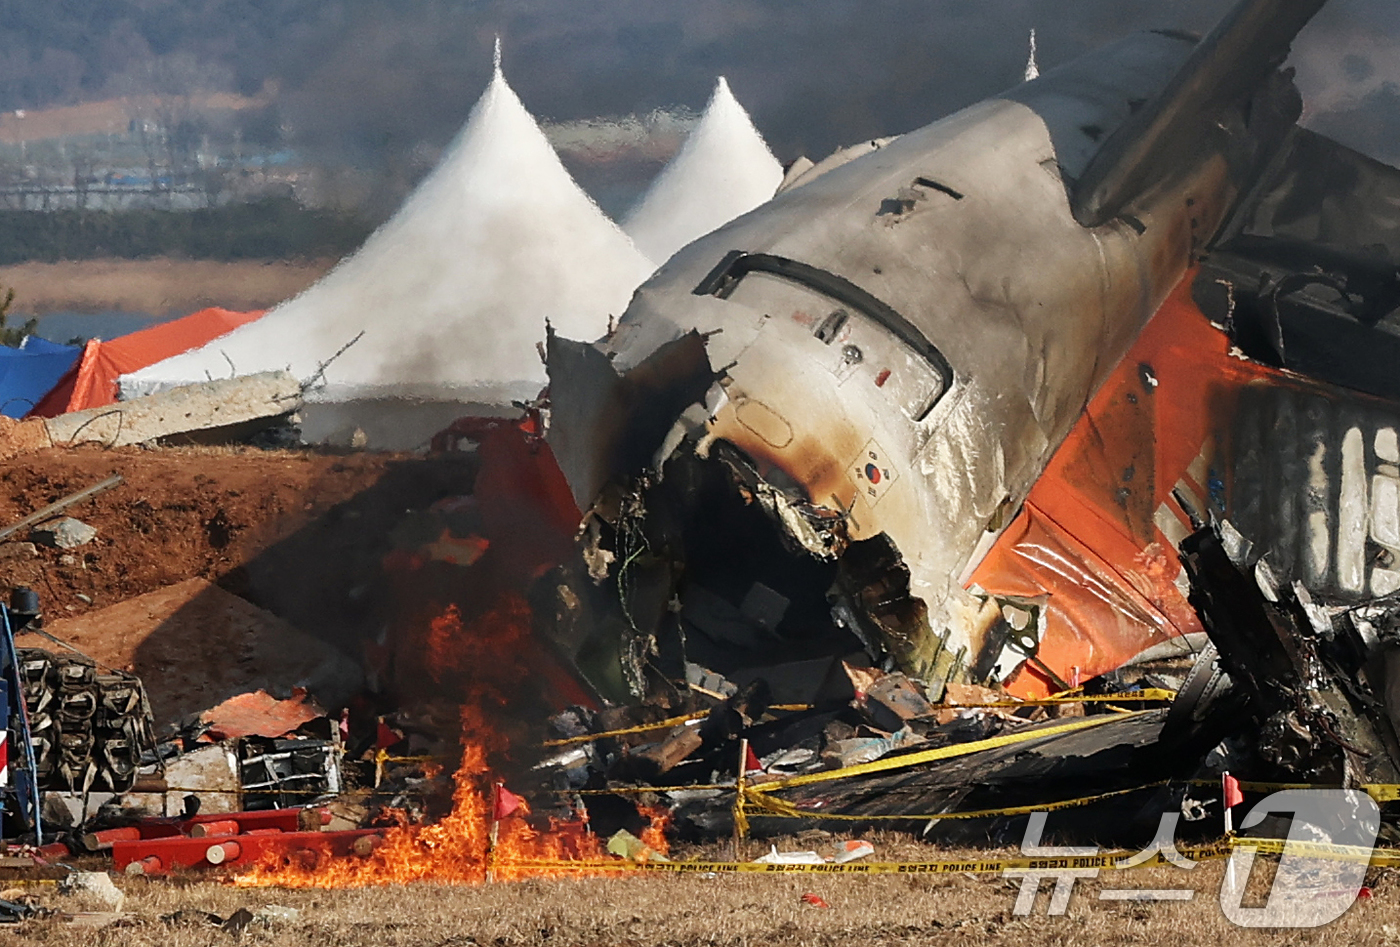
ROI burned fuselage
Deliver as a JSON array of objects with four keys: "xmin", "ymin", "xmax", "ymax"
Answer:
[{"xmin": 543, "ymin": 1, "xmax": 1327, "ymax": 702}]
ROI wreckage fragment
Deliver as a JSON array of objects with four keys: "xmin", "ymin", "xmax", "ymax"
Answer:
[
  {"xmin": 541, "ymin": 0, "xmax": 1333, "ymax": 708},
  {"xmin": 19, "ymin": 647, "xmax": 153, "ymax": 795},
  {"xmin": 1179, "ymin": 523, "xmax": 1400, "ymax": 785}
]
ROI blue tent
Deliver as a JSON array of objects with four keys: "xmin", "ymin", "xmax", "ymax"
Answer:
[{"xmin": 0, "ymin": 337, "xmax": 81, "ymax": 419}]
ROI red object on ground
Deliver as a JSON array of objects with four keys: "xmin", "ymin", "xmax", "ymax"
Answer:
[
  {"xmin": 83, "ymin": 826, "xmax": 143, "ymax": 850},
  {"xmin": 800, "ymin": 893, "xmax": 831, "ymax": 908},
  {"xmin": 376, "ymin": 719, "xmax": 404, "ymax": 750},
  {"xmin": 189, "ymin": 819, "xmax": 241, "ymax": 838},
  {"xmin": 199, "ymin": 688, "xmax": 323, "ymax": 741},
  {"xmin": 134, "ymin": 806, "xmax": 322, "ymax": 838},
  {"xmin": 126, "ymin": 855, "xmax": 164, "ymax": 876},
  {"xmin": 744, "ymin": 744, "xmax": 763, "ymax": 774},
  {"xmin": 1222, "ymin": 773, "xmax": 1244, "ymax": 810},
  {"xmin": 112, "ymin": 828, "xmax": 383, "ymax": 875},
  {"xmin": 28, "ymin": 307, "xmax": 264, "ymax": 417}
]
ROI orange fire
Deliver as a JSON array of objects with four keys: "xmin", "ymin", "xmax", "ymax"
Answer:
[
  {"xmin": 237, "ymin": 599, "xmax": 668, "ymax": 887},
  {"xmin": 237, "ymin": 707, "xmax": 668, "ymax": 888}
]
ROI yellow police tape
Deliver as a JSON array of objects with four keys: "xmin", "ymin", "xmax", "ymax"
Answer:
[
  {"xmin": 955, "ymin": 688, "xmax": 1178, "ymax": 708},
  {"xmin": 571, "ymin": 784, "xmax": 735, "ymax": 796},
  {"xmin": 542, "ymin": 709, "xmax": 828, "ymax": 747},
  {"xmin": 748, "ymin": 712, "xmax": 1145, "ymax": 793},
  {"xmin": 735, "ymin": 714, "xmax": 1145, "ymax": 836},
  {"xmin": 542, "ymin": 691, "xmax": 1175, "ymax": 749},
  {"xmin": 495, "ymin": 837, "xmax": 1400, "ymax": 875},
  {"xmin": 542, "ymin": 713, "xmax": 708, "ymax": 748},
  {"xmin": 495, "ymin": 849, "xmax": 1223, "ymax": 875},
  {"xmin": 550, "ymin": 713, "xmax": 1158, "ymax": 824},
  {"xmin": 1231, "ymin": 836, "xmax": 1400, "ymax": 867},
  {"xmin": 740, "ymin": 780, "xmax": 1175, "ymax": 822}
]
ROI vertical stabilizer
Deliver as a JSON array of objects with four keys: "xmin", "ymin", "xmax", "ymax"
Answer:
[{"xmin": 1072, "ymin": 0, "xmax": 1327, "ymax": 227}]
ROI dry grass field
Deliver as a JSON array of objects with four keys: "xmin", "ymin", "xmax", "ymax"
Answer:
[
  {"xmin": 0, "ymin": 258, "xmax": 337, "ymax": 315},
  {"xmin": 4, "ymin": 834, "xmax": 1397, "ymax": 947}
]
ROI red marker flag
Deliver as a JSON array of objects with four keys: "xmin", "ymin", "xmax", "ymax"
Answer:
[
  {"xmin": 744, "ymin": 744, "xmax": 763, "ymax": 774},
  {"xmin": 376, "ymin": 720, "xmax": 403, "ymax": 750},
  {"xmin": 1223, "ymin": 772, "xmax": 1244, "ymax": 810},
  {"xmin": 494, "ymin": 784, "xmax": 525, "ymax": 821}
]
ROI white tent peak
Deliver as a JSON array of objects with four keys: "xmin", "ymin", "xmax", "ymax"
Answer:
[
  {"xmin": 123, "ymin": 63, "xmax": 654, "ymax": 406},
  {"xmin": 493, "ymin": 34, "xmax": 503, "ymax": 73},
  {"xmin": 1025, "ymin": 29, "xmax": 1040, "ymax": 82},
  {"xmin": 622, "ymin": 76, "xmax": 784, "ymax": 266}
]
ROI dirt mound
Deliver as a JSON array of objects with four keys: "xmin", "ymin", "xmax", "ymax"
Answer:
[
  {"xmin": 0, "ymin": 445, "xmax": 398, "ymax": 614},
  {"xmin": 36, "ymin": 577, "xmax": 362, "ymax": 725}
]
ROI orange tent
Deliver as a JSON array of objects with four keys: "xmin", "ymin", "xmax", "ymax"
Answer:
[{"xmin": 29, "ymin": 307, "xmax": 263, "ymax": 417}]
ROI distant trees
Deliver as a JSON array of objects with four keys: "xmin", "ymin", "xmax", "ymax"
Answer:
[
  {"xmin": 0, "ymin": 197, "xmax": 371, "ymax": 264},
  {"xmin": 0, "ymin": 285, "xmax": 37, "ymax": 347}
]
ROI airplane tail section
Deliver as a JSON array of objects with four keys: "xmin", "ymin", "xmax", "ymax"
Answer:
[{"xmin": 1072, "ymin": 0, "xmax": 1327, "ymax": 228}]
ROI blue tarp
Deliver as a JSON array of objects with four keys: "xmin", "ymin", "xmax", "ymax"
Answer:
[{"xmin": 0, "ymin": 336, "xmax": 81, "ymax": 419}]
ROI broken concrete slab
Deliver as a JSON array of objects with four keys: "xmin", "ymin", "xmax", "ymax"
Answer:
[
  {"xmin": 43, "ymin": 371, "xmax": 301, "ymax": 449},
  {"xmin": 33, "ymin": 577, "xmax": 362, "ymax": 726},
  {"xmin": 31, "ymin": 516, "xmax": 97, "ymax": 549},
  {"xmin": 58, "ymin": 872, "xmax": 125, "ymax": 912},
  {"xmin": 123, "ymin": 743, "xmax": 242, "ymax": 816}
]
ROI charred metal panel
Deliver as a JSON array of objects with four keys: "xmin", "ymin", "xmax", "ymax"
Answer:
[
  {"xmin": 1215, "ymin": 127, "xmax": 1400, "ymax": 263},
  {"xmin": 1195, "ymin": 128, "xmax": 1400, "ymax": 401},
  {"xmin": 1180, "ymin": 524, "xmax": 1400, "ymax": 784},
  {"xmin": 1228, "ymin": 384, "xmax": 1400, "ymax": 601},
  {"xmin": 545, "ymin": 329, "xmax": 713, "ymax": 510}
]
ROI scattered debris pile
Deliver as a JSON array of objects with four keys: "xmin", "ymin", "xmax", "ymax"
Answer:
[{"xmin": 1180, "ymin": 524, "xmax": 1400, "ymax": 788}]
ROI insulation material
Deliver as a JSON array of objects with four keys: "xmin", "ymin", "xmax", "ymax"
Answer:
[
  {"xmin": 29, "ymin": 307, "xmax": 263, "ymax": 417},
  {"xmin": 123, "ymin": 65, "xmax": 655, "ymax": 406},
  {"xmin": 623, "ymin": 77, "xmax": 783, "ymax": 266}
]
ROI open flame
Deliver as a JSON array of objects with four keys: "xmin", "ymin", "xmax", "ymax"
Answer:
[
  {"xmin": 237, "ymin": 597, "xmax": 668, "ymax": 888},
  {"xmin": 237, "ymin": 706, "xmax": 668, "ymax": 888}
]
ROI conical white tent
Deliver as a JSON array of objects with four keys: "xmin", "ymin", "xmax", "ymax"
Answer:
[
  {"xmin": 623, "ymin": 77, "xmax": 783, "ymax": 266},
  {"xmin": 124, "ymin": 63, "xmax": 655, "ymax": 405}
]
